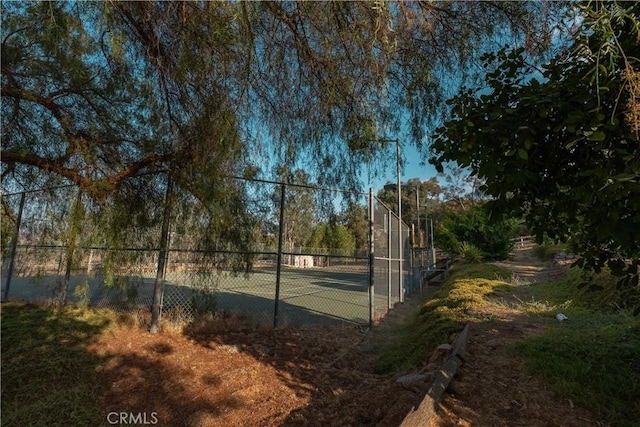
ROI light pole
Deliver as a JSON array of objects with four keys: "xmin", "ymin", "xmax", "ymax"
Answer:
[
  {"xmin": 374, "ymin": 138, "xmax": 403, "ymax": 303},
  {"xmin": 422, "ymin": 199, "xmax": 436, "ymax": 270}
]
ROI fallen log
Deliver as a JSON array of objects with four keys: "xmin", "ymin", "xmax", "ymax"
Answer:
[{"xmin": 400, "ymin": 322, "xmax": 470, "ymax": 427}]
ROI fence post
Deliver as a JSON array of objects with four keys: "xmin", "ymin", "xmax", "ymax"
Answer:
[
  {"xmin": 274, "ymin": 183, "xmax": 286, "ymax": 328},
  {"xmin": 387, "ymin": 210, "xmax": 392, "ymax": 310},
  {"xmin": 150, "ymin": 175, "xmax": 174, "ymax": 334},
  {"xmin": 410, "ymin": 224, "xmax": 415, "ymax": 294},
  {"xmin": 3, "ymin": 192, "xmax": 26, "ymax": 302},
  {"xmin": 368, "ymin": 188, "xmax": 375, "ymax": 328}
]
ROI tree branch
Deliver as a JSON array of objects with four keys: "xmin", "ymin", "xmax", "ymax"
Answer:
[
  {"xmin": 106, "ymin": 153, "xmax": 174, "ymax": 187},
  {"xmin": 1, "ymin": 150, "xmax": 174, "ymax": 195},
  {"xmin": 0, "ymin": 150, "xmax": 91, "ymax": 188}
]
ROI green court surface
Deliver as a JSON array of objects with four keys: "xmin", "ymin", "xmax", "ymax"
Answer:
[{"xmin": 1, "ymin": 266, "xmax": 383, "ymax": 326}]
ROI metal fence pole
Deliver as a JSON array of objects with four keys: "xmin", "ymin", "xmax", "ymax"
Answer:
[
  {"xmin": 150, "ymin": 175, "xmax": 174, "ymax": 334},
  {"xmin": 387, "ymin": 210, "xmax": 392, "ymax": 310},
  {"xmin": 274, "ymin": 183, "xmax": 286, "ymax": 328},
  {"xmin": 410, "ymin": 224, "xmax": 415, "ymax": 294},
  {"xmin": 397, "ymin": 141, "xmax": 403, "ymax": 304},
  {"xmin": 414, "ymin": 186, "xmax": 422, "ymax": 253},
  {"xmin": 3, "ymin": 192, "xmax": 26, "ymax": 302},
  {"xmin": 430, "ymin": 218, "xmax": 436, "ymax": 270},
  {"xmin": 368, "ymin": 188, "xmax": 374, "ymax": 328}
]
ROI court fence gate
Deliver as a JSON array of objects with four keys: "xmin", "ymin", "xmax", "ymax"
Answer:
[{"xmin": 1, "ymin": 175, "xmax": 417, "ymax": 329}]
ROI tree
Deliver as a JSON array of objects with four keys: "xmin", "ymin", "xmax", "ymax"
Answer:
[
  {"xmin": 2, "ymin": 1, "xmax": 563, "ymax": 194},
  {"xmin": 1, "ymin": 2, "xmax": 263, "ymax": 269},
  {"xmin": 343, "ymin": 202, "xmax": 368, "ymax": 254},
  {"xmin": 272, "ymin": 168, "xmax": 316, "ymax": 256},
  {"xmin": 307, "ymin": 222, "xmax": 356, "ymax": 257},
  {"xmin": 1, "ymin": 198, "xmax": 17, "ymax": 260},
  {"xmin": 430, "ymin": 1, "xmax": 640, "ymax": 304},
  {"xmin": 1, "ymin": 2, "xmax": 186, "ymax": 193},
  {"xmin": 376, "ymin": 177, "xmax": 441, "ymax": 231},
  {"xmin": 328, "ymin": 225, "xmax": 357, "ymax": 257},
  {"xmin": 439, "ymin": 166, "xmax": 486, "ymax": 211}
]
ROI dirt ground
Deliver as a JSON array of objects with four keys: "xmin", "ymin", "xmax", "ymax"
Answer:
[
  {"xmin": 90, "ymin": 312, "xmax": 422, "ymax": 427},
  {"xmin": 88, "ymin": 249, "xmax": 606, "ymax": 426},
  {"xmin": 431, "ymin": 249, "xmax": 606, "ymax": 427}
]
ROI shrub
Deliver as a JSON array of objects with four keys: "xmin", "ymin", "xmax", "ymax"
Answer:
[
  {"xmin": 533, "ymin": 242, "xmax": 568, "ymax": 260},
  {"xmin": 459, "ymin": 241, "xmax": 483, "ymax": 263},
  {"xmin": 436, "ymin": 204, "xmax": 516, "ymax": 260}
]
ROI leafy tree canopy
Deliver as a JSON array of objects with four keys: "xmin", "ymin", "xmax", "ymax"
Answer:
[
  {"xmin": 342, "ymin": 202, "xmax": 369, "ymax": 253},
  {"xmin": 430, "ymin": 1, "xmax": 640, "ymax": 291},
  {"xmin": 438, "ymin": 166, "xmax": 487, "ymax": 211},
  {"xmin": 2, "ymin": 0, "xmax": 563, "ymax": 196},
  {"xmin": 272, "ymin": 167, "xmax": 316, "ymax": 250},
  {"xmin": 376, "ymin": 176, "xmax": 441, "ymax": 226}
]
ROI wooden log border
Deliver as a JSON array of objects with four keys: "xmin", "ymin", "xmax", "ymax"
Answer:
[{"xmin": 400, "ymin": 322, "xmax": 471, "ymax": 427}]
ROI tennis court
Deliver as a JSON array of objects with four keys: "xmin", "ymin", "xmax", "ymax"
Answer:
[
  {"xmin": 1, "ymin": 180, "xmax": 415, "ymax": 328},
  {"xmin": 1, "ymin": 265, "xmax": 376, "ymax": 326}
]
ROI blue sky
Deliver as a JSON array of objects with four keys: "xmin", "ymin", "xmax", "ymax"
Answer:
[{"xmin": 362, "ymin": 143, "xmax": 440, "ymax": 193}]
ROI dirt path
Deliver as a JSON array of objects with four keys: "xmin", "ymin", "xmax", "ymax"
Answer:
[
  {"xmin": 431, "ymin": 249, "xmax": 604, "ymax": 426},
  {"xmin": 492, "ymin": 248, "xmax": 570, "ymax": 284}
]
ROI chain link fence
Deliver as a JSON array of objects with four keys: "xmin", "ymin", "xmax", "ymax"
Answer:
[
  {"xmin": 371, "ymin": 196, "xmax": 414, "ymax": 321},
  {"xmin": 1, "ymin": 175, "xmax": 416, "ymax": 328}
]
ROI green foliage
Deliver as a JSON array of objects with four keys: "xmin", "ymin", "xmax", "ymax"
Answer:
[
  {"xmin": 343, "ymin": 202, "xmax": 368, "ymax": 253},
  {"xmin": 1, "ymin": 2, "xmax": 257, "ymax": 273},
  {"xmin": 436, "ymin": 204, "xmax": 516, "ymax": 260},
  {"xmin": 431, "ymin": 2, "xmax": 640, "ymax": 291},
  {"xmin": 1, "ymin": 303, "xmax": 115, "ymax": 426},
  {"xmin": 434, "ymin": 223, "xmax": 460, "ymax": 256},
  {"xmin": 374, "ymin": 262, "xmax": 511, "ymax": 374},
  {"xmin": 531, "ymin": 267, "xmax": 640, "ymax": 315},
  {"xmin": 443, "ymin": 262, "xmax": 512, "ymax": 284},
  {"xmin": 533, "ymin": 242, "xmax": 569, "ymax": 260},
  {"xmin": 274, "ymin": 168, "xmax": 316, "ymax": 250},
  {"xmin": 2, "ymin": 1, "xmax": 559, "ymax": 193},
  {"xmin": 328, "ymin": 225, "xmax": 356, "ymax": 256},
  {"xmin": 458, "ymin": 241, "xmax": 483, "ymax": 263},
  {"xmin": 439, "ymin": 166, "xmax": 486, "ymax": 210},
  {"xmin": 515, "ymin": 315, "xmax": 640, "ymax": 427},
  {"xmin": 307, "ymin": 223, "xmax": 356, "ymax": 256},
  {"xmin": 0, "ymin": 197, "xmax": 17, "ymax": 259},
  {"xmin": 376, "ymin": 177, "xmax": 441, "ymax": 231},
  {"xmin": 73, "ymin": 280, "xmax": 91, "ymax": 309}
]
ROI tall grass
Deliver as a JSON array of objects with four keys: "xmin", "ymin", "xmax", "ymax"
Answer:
[
  {"xmin": 516, "ymin": 268, "xmax": 640, "ymax": 427},
  {"xmin": 529, "ymin": 266, "xmax": 640, "ymax": 314}
]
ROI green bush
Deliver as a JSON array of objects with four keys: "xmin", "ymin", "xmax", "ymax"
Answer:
[
  {"xmin": 436, "ymin": 204, "xmax": 516, "ymax": 260},
  {"xmin": 435, "ymin": 224, "xmax": 461, "ymax": 255},
  {"xmin": 459, "ymin": 241, "xmax": 483, "ymax": 263},
  {"xmin": 533, "ymin": 242, "xmax": 568, "ymax": 260}
]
